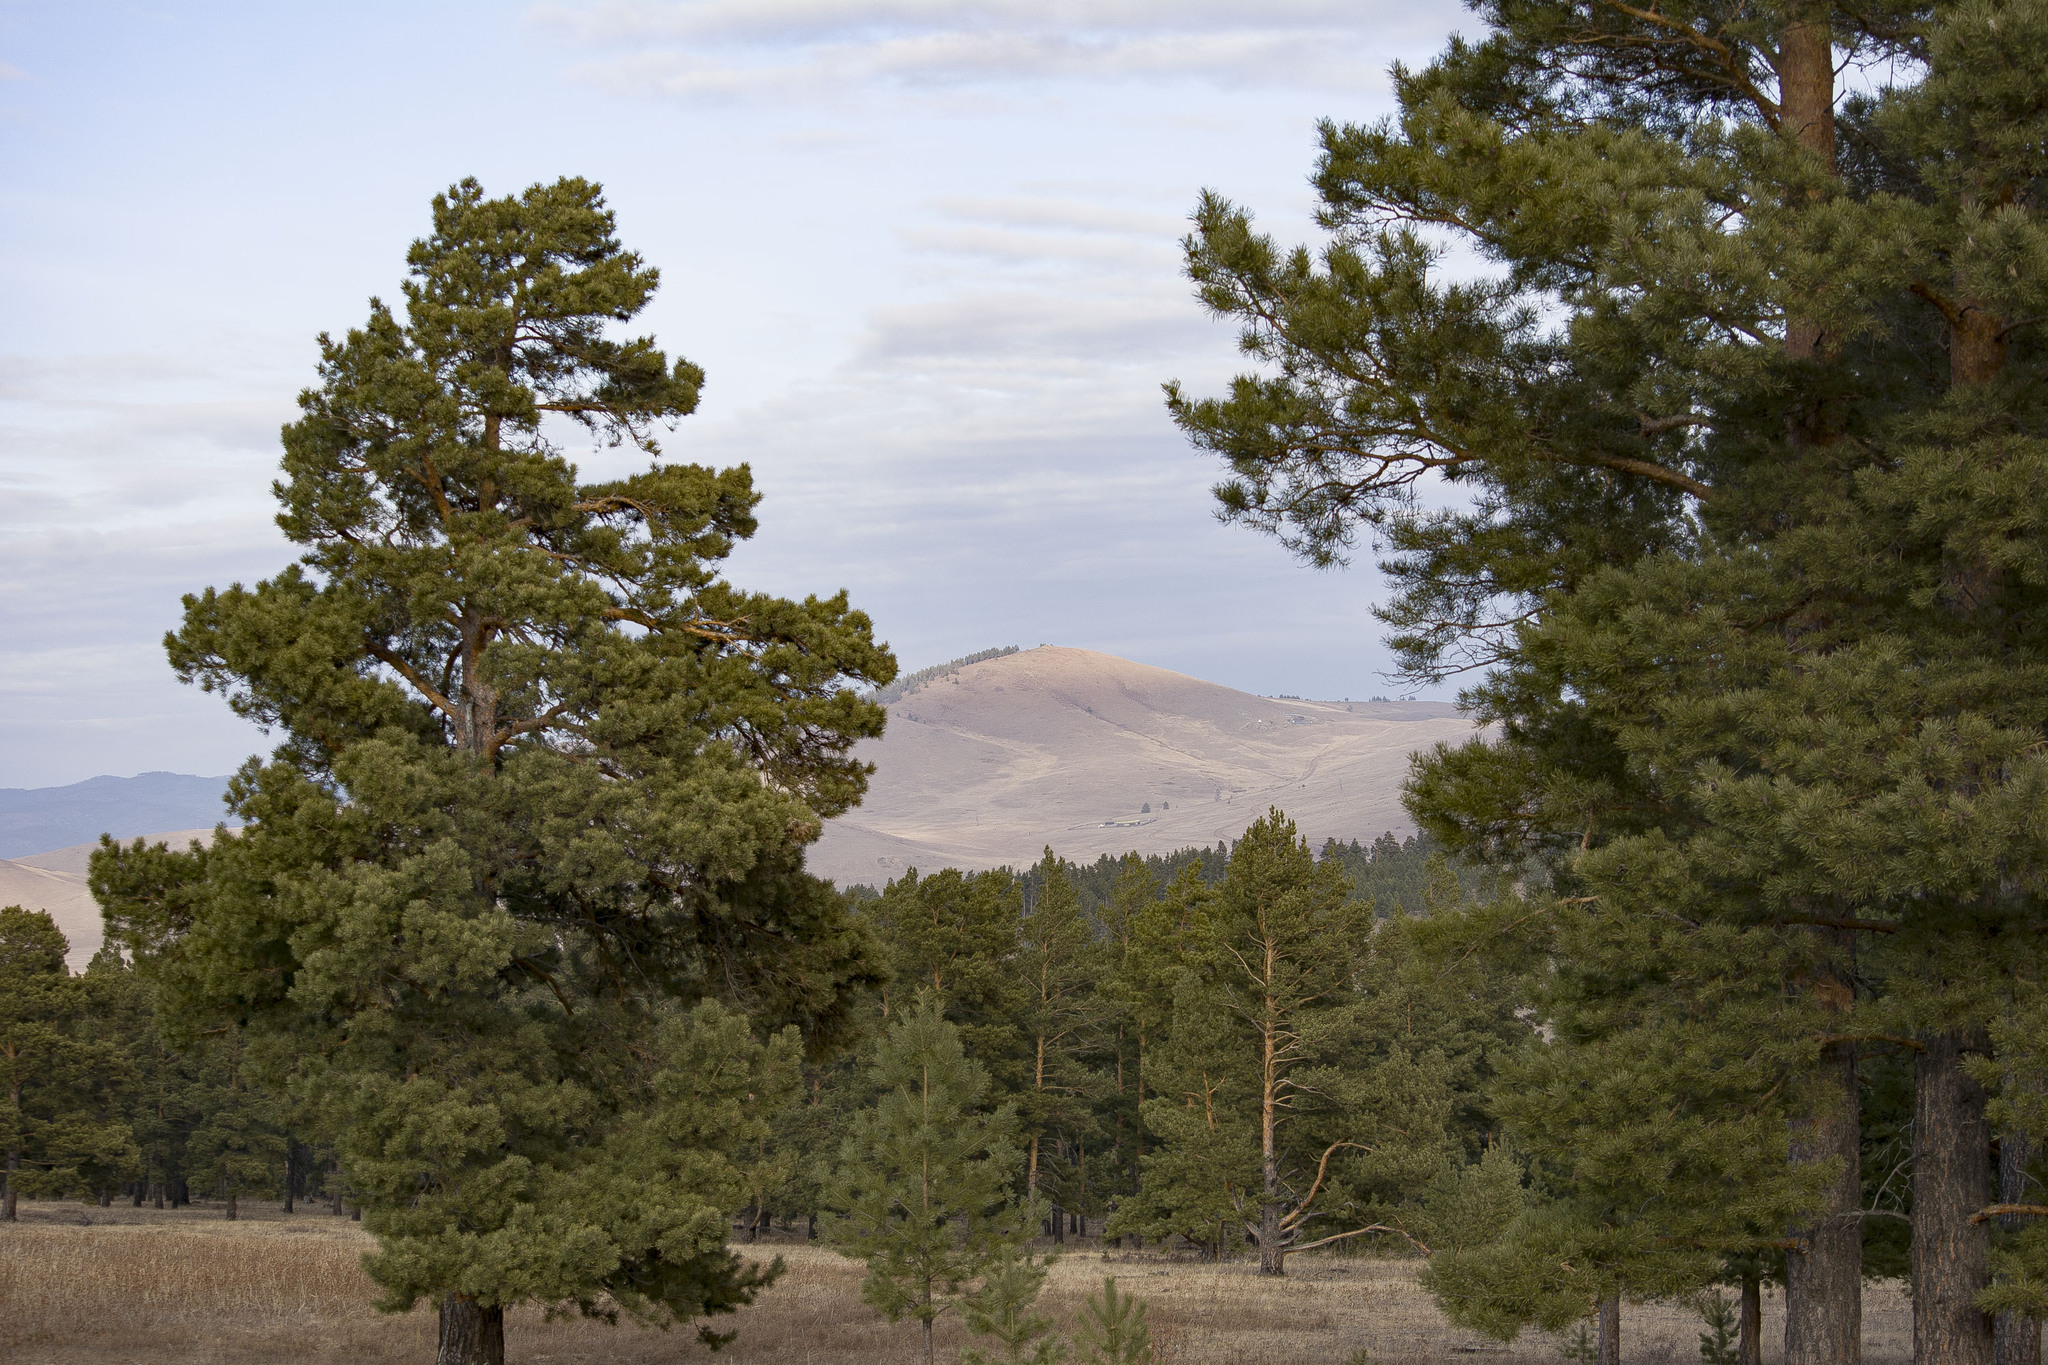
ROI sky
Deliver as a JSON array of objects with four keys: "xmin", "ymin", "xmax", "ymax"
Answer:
[{"xmin": 0, "ymin": 0, "xmax": 1470, "ymax": 790}]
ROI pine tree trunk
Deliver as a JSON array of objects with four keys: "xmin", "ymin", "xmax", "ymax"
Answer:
[
  {"xmin": 5, "ymin": 1080, "xmax": 19, "ymax": 1222},
  {"xmin": 921, "ymin": 1315, "xmax": 934, "ymax": 1365},
  {"xmin": 225, "ymin": 1189, "xmax": 237, "ymax": 1221},
  {"xmin": 1259, "ymin": 1198, "xmax": 1285, "ymax": 1277},
  {"xmin": 1259, "ymin": 990, "xmax": 1284, "ymax": 1277},
  {"xmin": 283, "ymin": 1141, "xmax": 296, "ymax": 1214},
  {"xmin": 1597, "ymin": 1293, "xmax": 1621, "ymax": 1365},
  {"xmin": 1914, "ymin": 1031, "xmax": 1994, "ymax": 1365},
  {"xmin": 1741, "ymin": 1274, "xmax": 1763, "ymax": 1365},
  {"xmin": 1786, "ymin": 1040, "xmax": 1861, "ymax": 1365},
  {"xmin": 1996, "ymin": 1126, "xmax": 2040, "ymax": 1365},
  {"xmin": 438, "ymin": 1294, "xmax": 505, "ymax": 1365}
]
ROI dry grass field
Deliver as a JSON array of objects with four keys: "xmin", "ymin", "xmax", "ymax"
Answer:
[{"xmin": 0, "ymin": 1199, "xmax": 1914, "ymax": 1365}]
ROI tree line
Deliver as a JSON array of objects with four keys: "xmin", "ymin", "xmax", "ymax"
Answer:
[
  {"xmin": 0, "ymin": 905, "xmax": 344, "ymax": 1220},
  {"xmin": 758, "ymin": 821, "xmax": 1520, "ymax": 1277},
  {"xmin": 1165, "ymin": 1, "xmax": 2048, "ymax": 1364},
  {"xmin": 1, "ymin": 821, "xmax": 1492, "ymax": 1253}
]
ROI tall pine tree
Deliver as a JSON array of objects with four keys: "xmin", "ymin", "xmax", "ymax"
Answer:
[{"xmin": 95, "ymin": 176, "xmax": 895, "ymax": 1365}]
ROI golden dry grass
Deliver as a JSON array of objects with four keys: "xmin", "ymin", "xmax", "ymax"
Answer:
[{"xmin": 0, "ymin": 1200, "xmax": 1913, "ymax": 1365}]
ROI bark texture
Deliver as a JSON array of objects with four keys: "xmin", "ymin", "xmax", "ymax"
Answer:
[
  {"xmin": 1259, "ymin": 1197, "xmax": 1285, "ymax": 1276},
  {"xmin": 1914, "ymin": 1032, "xmax": 1994, "ymax": 1365},
  {"xmin": 1787, "ymin": 1042, "xmax": 1862, "ymax": 1365},
  {"xmin": 437, "ymin": 1295, "xmax": 505, "ymax": 1365},
  {"xmin": 1742, "ymin": 1273, "xmax": 1764, "ymax": 1365},
  {"xmin": 1598, "ymin": 1294, "xmax": 1621, "ymax": 1365},
  {"xmin": 1997, "ymin": 1128, "xmax": 2042, "ymax": 1365}
]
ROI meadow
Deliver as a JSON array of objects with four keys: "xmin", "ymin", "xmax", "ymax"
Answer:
[{"xmin": 0, "ymin": 1200, "xmax": 1916, "ymax": 1365}]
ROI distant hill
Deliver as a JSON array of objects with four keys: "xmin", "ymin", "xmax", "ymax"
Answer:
[
  {"xmin": 808, "ymin": 646, "xmax": 1475, "ymax": 887},
  {"xmin": 0, "ymin": 772, "xmax": 234, "ymax": 860},
  {"xmin": 1, "ymin": 828, "xmax": 231, "ymax": 971}
]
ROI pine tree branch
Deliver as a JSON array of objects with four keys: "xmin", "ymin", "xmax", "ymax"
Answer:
[
  {"xmin": 1291, "ymin": 1222, "xmax": 1433, "ymax": 1256},
  {"xmin": 1574, "ymin": 453, "xmax": 1718, "ymax": 501},
  {"xmin": 1972, "ymin": 1204, "xmax": 2048, "ymax": 1224},
  {"xmin": 1910, "ymin": 282, "xmax": 1965, "ymax": 329},
  {"xmin": 1770, "ymin": 914, "xmax": 1896, "ymax": 934},
  {"xmin": 1814, "ymin": 1033, "xmax": 1923, "ymax": 1052},
  {"xmin": 1279, "ymin": 1141, "xmax": 1377, "ymax": 1231},
  {"xmin": 363, "ymin": 639, "xmax": 458, "ymax": 720}
]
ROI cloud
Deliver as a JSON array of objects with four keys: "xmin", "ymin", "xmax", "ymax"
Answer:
[
  {"xmin": 0, "ymin": 351, "xmax": 292, "ymax": 534},
  {"xmin": 542, "ymin": 0, "xmax": 1436, "ymax": 100},
  {"xmin": 548, "ymin": 0, "xmax": 1418, "ymax": 42}
]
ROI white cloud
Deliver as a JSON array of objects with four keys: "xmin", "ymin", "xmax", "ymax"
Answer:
[
  {"xmin": 543, "ymin": 0, "xmax": 1433, "ymax": 99},
  {"xmin": 547, "ymin": 0, "xmax": 1419, "ymax": 43}
]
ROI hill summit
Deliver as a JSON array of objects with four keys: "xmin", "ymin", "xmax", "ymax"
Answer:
[{"xmin": 808, "ymin": 646, "xmax": 1474, "ymax": 887}]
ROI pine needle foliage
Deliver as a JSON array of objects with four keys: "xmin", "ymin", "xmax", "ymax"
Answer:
[
  {"xmin": 91, "ymin": 175, "xmax": 895, "ymax": 1365},
  {"xmin": 822, "ymin": 996, "xmax": 1030, "ymax": 1365},
  {"xmin": 1075, "ymin": 1277, "xmax": 1153, "ymax": 1365}
]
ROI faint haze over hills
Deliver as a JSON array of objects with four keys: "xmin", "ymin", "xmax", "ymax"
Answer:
[{"xmin": 0, "ymin": 772, "xmax": 234, "ymax": 860}]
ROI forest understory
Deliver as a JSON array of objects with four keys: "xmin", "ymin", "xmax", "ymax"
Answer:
[{"xmin": 0, "ymin": 1201, "xmax": 1915, "ymax": 1365}]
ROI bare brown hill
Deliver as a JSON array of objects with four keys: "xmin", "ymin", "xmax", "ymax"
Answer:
[
  {"xmin": 2, "ymin": 829, "xmax": 224, "ymax": 970},
  {"xmin": 1, "ymin": 652, "xmax": 1473, "ymax": 961},
  {"xmin": 808, "ymin": 646, "xmax": 1475, "ymax": 888}
]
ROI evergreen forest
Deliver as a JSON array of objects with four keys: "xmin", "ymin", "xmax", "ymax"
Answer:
[{"xmin": 4, "ymin": 1, "xmax": 2046, "ymax": 1364}]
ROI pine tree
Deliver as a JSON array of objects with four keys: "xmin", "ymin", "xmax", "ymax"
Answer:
[
  {"xmin": 62, "ymin": 947, "xmax": 147, "ymax": 1206},
  {"xmin": 1075, "ymin": 1277, "xmax": 1154, "ymax": 1365},
  {"xmin": 180, "ymin": 1024, "xmax": 285, "ymax": 1220},
  {"xmin": 821, "ymin": 996, "xmax": 1030, "ymax": 1365},
  {"xmin": 1205, "ymin": 811, "xmax": 1381, "ymax": 1275},
  {"xmin": 1171, "ymin": 1, "xmax": 2047, "ymax": 1360},
  {"xmin": 1109, "ymin": 970, "xmax": 1260, "ymax": 1259},
  {"xmin": 94, "ymin": 176, "xmax": 894, "ymax": 1365},
  {"xmin": 0, "ymin": 908, "xmax": 136, "ymax": 1219},
  {"xmin": 1016, "ymin": 849, "xmax": 1105, "ymax": 1229},
  {"xmin": 1095, "ymin": 855, "xmax": 1175, "ymax": 1225},
  {"xmin": 960, "ymin": 1249, "xmax": 1065, "ymax": 1365},
  {"xmin": 1109, "ymin": 814, "xmax": 1465, "ymax": 1274},
  {"xmin": 867, "ymin": 868, "xmax": 1028, "ymax": 1074}
]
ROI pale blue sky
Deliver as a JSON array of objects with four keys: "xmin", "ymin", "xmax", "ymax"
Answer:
[{"xmin": 0, "ymin": 1, "xmax": 1466, "ymax": 788}]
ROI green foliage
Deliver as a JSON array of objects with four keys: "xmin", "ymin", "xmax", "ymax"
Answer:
[
  {"xmin": 1173, "ymin": 0, "xmax": 2048, "ymax": 1344},
  {"xmin": 1697, "ymin": 1292, "xmax": 1739, "ymax": 1365},
  {"xmin": 822, "ymin": 997, "xmax": 1030, "ymax": 1353},
  {"xmin": 181, "ymin": 1025, "xmax": 284, "ymax": 1212},
  {"xmin": 1559, "ymin": 1322, "xmax": 1598, "ymax": 1365},
  {"xmin": 1074, "ymin": 1277, "xmax": 1152, "ymax": 1365},
  {"xmin": 0, "ymin": 908, "xmax": 137, "ymax": 1212},
  {"xmin": 959, "ymin": 1249, "xmax": 1065, "ymax": 1365},
  {"xmin": 1016, "ymin": 849, "xmax": 1106, "ymax": 1206},
  {"xmin": 864, "ymin": 867, "xmax": 1029, "ymax": 1077},
  {"xmin": 93, "ymin": 175, "xmax": 894, "ymax": 1351}
]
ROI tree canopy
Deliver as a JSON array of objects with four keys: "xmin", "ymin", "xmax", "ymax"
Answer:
[{"xmin": 94, "ymin": 176, "xmax": 897, "ymax": 1365}]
